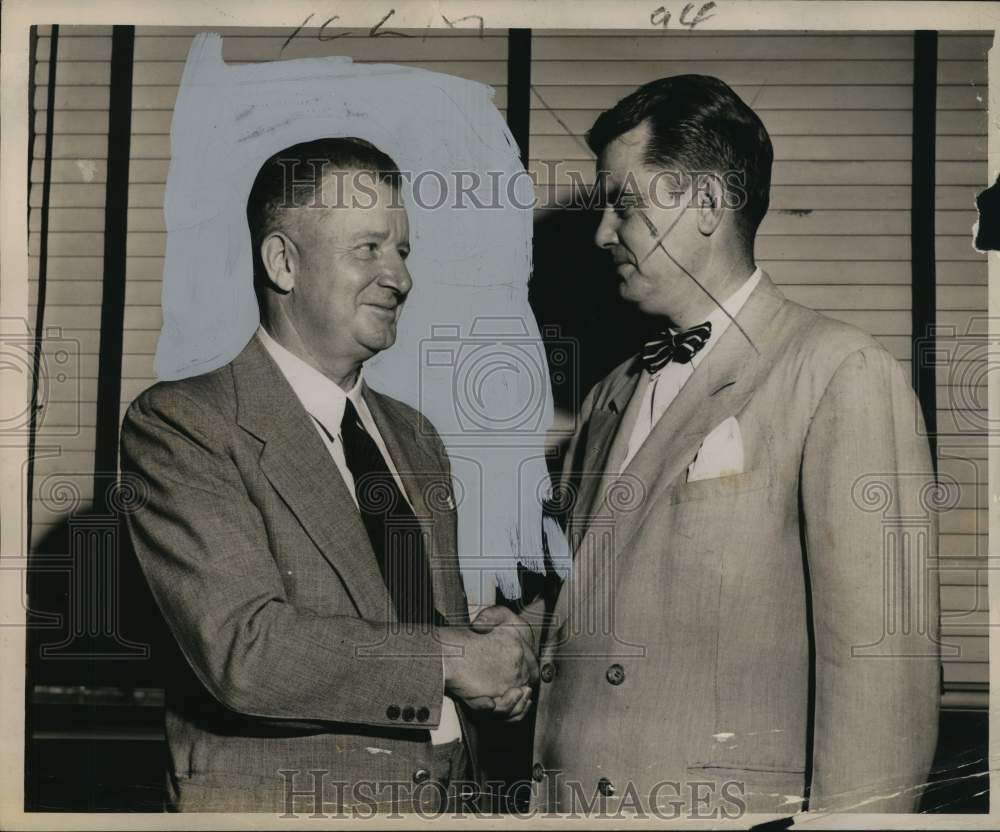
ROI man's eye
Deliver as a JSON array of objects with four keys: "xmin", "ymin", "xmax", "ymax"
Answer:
[
  {"xmin": 613, "ymin": 195, "xmax": 640, "ymax": 218},
  {"xmin": 358, "ymin": 243, "xmax": 379, "ymax": 255}
]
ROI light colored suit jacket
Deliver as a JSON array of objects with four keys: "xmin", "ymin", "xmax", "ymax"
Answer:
[
  {"xmin": 121, "ymin": 334, "xmax": 476, "ymax": 812},
  {"xmin": 530, "ymin": 273, "xmax": 940, "ymax": 815}
]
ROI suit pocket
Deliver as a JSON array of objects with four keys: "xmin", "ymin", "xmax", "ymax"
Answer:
[{"xmin": 667, "ymin": 466, "xmax": 772, "ymax": 506}]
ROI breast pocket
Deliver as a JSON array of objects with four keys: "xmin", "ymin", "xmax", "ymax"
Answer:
[{"xmin": 667, "ymin": 466, "xmax": 772, "ymax": 506}]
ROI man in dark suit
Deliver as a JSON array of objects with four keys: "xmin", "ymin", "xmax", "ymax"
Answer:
[
  {"xmin": 477, "ymin": 75, "xmax": 940, "ymax": 815},
  {"xmin": 121, "ymin": 137, "xmax": 536, "ymax": 813}
]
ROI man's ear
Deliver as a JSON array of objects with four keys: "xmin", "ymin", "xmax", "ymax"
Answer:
[
  {"xmin": 694, "ymin": 173, "xmax": 727, "ymax": 237},
  {"xmin": 260, "ymin": 231, "xmax": 297, "ymax": 293}
]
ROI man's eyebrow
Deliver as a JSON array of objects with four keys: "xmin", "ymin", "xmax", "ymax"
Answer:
[
  {"xmin": 349, "ymin": 228, "xmax": 390, "ymax": 242},
  {"xmin": 607, "ymin": 181, "xmax": 644, "ymax": 208}
]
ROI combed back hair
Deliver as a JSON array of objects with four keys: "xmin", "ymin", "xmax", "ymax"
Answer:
[
  {"xmin": 247, "ymin": 137, "xmax": 402, "ymax": 298},
  {"xmin": 586, "ymin": 74, "xmax": 773, "ymax": 242}
]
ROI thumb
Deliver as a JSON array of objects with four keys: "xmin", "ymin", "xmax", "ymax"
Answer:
[
  {"xmin": 464, "ymin": 696, "xmax": 497, "ymax": 711},
  {"xmin": 470, "ymin": 605, "xmax": 510, "ymax": 633}
]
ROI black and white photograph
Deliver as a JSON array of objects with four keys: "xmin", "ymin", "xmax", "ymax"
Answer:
[{"xmin": 1, "ymin": 0, "xmax": 996, "ymax": 826}]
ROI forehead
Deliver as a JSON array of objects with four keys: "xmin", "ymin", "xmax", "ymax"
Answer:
[
  {"xmin": 598, "ymin": 121, "xmax": 653, "ymax": 188},
  {"xmin": 300, "ymin": 175, "xmax": 408, "ymax": 237}
]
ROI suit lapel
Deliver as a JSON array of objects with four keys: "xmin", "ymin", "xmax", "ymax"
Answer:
[
  {"xmin": 232, "ymin": 336, "xmax": 395, "ymax": 623},
  {"xmin": 557, "ymin": 275, "xmax": 787, "ymax": 623},
  {"xmin": 363, "ymin": 386, "xmax": 467, "ymax": 624},
  {"xmin": 612, "ymin": 274, "xmax": 786, "ymax": 556},
  {"xmin": 568, "ymin": 367, "xmax": 641, "ymax": 542},
  {"xmin": 553, "ymin": 365, "xmax": 640, "ymax": 627}
]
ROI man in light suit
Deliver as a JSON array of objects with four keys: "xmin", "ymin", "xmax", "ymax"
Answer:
[
  {"xmin": 478, "ymin": 75, "xmax": 941, "ymax": 815},
  {"xmin": 121, "ymin": 137, "xmax": 535, "ymax": 813}
]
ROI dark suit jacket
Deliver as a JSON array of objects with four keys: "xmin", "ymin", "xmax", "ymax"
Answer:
[
  {"xmin": 121, "ymin": 334, "xmax": 477, "ymax": 812},
  {"xmin": 530, "ymin": 274, "xmax": 940, "ymax": 815}
]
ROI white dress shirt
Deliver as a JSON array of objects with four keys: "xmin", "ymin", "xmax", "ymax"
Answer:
[
  {"xmin": 621, "ymin": 268, "xmax": 762, "ymax": 472},
  {"xmin": 257, "ymin": 327, "xmax": 462, "ymax": 744}
]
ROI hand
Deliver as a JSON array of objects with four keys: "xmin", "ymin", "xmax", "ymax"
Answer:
[
  {"xmin": 468, "ymin": 606, "xmax": 538, "ymax": 720},
  {"xmin": 492, "ymin": 684, "xmax": 534, "ymax": 722},
  {"xmin": 441, "ymin": 624, "xmax": 538, "ymax": 712},
  {"xmin": 470, "ymin": 605, "xmax": 537, "ymax": 653}
]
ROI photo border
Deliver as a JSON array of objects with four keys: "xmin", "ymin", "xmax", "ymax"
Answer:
[{"xmin": 1, "ymin": 1, "xmax": 998, "ymax": 828}]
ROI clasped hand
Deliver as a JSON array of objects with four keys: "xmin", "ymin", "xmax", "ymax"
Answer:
[{"xmin": 442, "ymin": 606, "xmax": 538, "ymax": 722}]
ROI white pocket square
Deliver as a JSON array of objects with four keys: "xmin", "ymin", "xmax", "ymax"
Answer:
[{"xmin": 687, "ymin": 416, "xmax": 745, "ymax": 483}]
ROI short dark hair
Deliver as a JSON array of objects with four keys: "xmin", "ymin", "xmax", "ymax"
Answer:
[
  {"xmin": 246, "ymin": 137, "xmax": 401, "ymax": 300},
  {"xmin": 586, "ymin": 74, "xmax": 773, "ymax": 240}
]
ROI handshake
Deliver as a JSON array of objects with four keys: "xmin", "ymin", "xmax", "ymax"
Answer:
[{"xmin": 441, "ymin": 605, "xmax": 539, "ymax": 723}]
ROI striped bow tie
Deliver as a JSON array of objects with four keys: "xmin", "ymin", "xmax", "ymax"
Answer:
[{"xmin": 640, "ymin": 322, "xmax": 712, "ymax": 374}]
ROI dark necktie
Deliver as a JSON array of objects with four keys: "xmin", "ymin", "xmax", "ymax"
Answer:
[
  {"xmin": 338, "ymin": 399, "xmax": 436, "ymax": 625},
  {"xmin": 639, "ymin": 322, "xmax": 712, "ymax": 374}
]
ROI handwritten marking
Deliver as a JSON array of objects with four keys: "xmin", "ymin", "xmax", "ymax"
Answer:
[
  {"xmin": 531, "ymin": 85, "xmax": 593, "ymax": 158},
  {"xmin": 442, "ymin": 13, "xmax": 485, "ymax": 38},
  {"xmin": 651, "ymin": 6, "xmax": 672, "ymax": 29},
  {"xmin": 318, "ymin": 15, "xmax": 348, "ymax": 42},
  {"xmin": 280, "ymin": 13, "xmax": 314, "ymax": 53},
  {"xmin": 280, "ymin": 7, "xmax": 413, "ymax": 53},
  {"xmin": 680, "ymin": 1, "xmax": 717, "ymax": 29},
  {"xmin": 651, "ymin": 2, "xmax": 717, "ymax": 31},
  {"xmin": 370, "ymin": 9, "xmax": 407, "ymax": 38}
]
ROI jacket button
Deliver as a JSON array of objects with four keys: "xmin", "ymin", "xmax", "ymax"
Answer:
[
  {"xmin": 416, "ymin": 706, "xmax": 430, "ymax": 722},
  {"xmin": 413, "ymin": 768, "xmax": 431, "ymax": 784},
  {"xmin": 402, "ymin": 706, "xmax": 415, "ymax": 722},
  {"xmin": 531, "ymin": 762, "xmax": 545, "ymax": 782},
  {"xmin": 540, "ymin": 662, "xmax": 556, "ymax": 683},
  {"xmin": 386, "ymin": 705, "xmax": 401, "ymax": 720},
  {"xmin": 606, "ymin": 663, "xmax": 625, "ymax": 685},
  {"xmin": 598, "ymin": 777, "xmax": 615, "ymax": 796}
]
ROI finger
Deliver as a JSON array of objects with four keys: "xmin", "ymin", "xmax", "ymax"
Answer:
[
  {"xmin": 469, "ymin": 605, "xmax": 510, "ymax": 633},
  {"xmin": 499, "ymin": 686, "xmax": 531, "ymax": 719},
  {"xmin": 506, "ymin": 691, "xmax": 533, "ymax": 722},
  {"xmin": 490, "ymin": 686, "xmax": 524, "ymax": 715},
  {"xmin": 463, "ymin": 696, "xmax": 497, "ymax": 711}
]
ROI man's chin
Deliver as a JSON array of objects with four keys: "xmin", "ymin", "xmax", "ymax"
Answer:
[
  {"xmin": 360, "ymin": 328, "xmax": 397, "ymax": 355},
  {"xmin": 618, "ymin": 281, "xmax": 642, "ymax": 306}
]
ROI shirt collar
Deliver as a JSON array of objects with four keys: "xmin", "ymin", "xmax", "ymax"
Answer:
[
  {"xmin": 256, "ymin": 325, "xmax": 364, "ymax": 437},
  {"xmin": 688, "ymin": 266, "xmax": 762, "ymax": 370}
]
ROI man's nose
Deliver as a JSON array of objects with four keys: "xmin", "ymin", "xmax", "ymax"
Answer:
[
  {"xmin": 594, "ymin": 206, "xmax": 619, "ymax": 249},
  {"xmin": 380, "ymin": 257, "xmax": 412, "ymax": 296}
]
